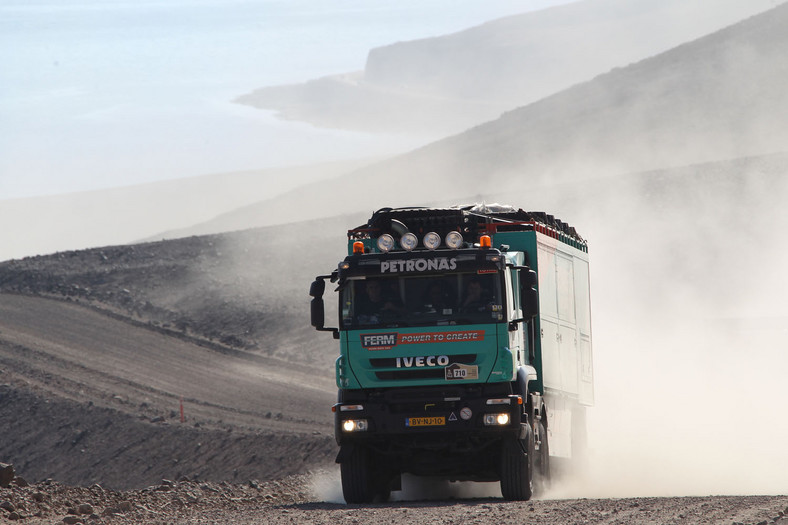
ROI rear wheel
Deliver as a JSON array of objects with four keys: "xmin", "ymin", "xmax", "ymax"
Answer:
[{"xmin": 500, "ymin": 426, "xmax": 534, "ymax": 501}]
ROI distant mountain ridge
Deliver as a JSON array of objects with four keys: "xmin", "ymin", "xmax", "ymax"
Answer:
[
  {"xmin": 220, "ymin": 2, "xmax": 788, "ymax": 233},
  {"xmin": 237, "ymin": 0, "xmax": 781, "ymax": 134}
]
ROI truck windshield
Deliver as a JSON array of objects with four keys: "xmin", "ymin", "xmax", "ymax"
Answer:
[{"xmin": 340, "ymin": 272, "xmax": 504, "ymax": 329}]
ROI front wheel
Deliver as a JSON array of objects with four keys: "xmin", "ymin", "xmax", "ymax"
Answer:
[
  {"xmin": 340, "ymin": 446, "xmax": 393, "ymax": 504},
  {"xmin": 500, "ymin": 427, "xmax": 534, "ymax": 501},
  {"xmin": 340, "ymin": 445, "xmax": 375, "ymax": 504}
]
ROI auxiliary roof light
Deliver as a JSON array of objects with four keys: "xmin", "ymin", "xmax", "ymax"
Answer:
[
  {"xmin": 353, "ymin": 241, "xmax": 365, "ymax": 254},
  {"xmin": 479, "ymin": 235, "xmax": 492, "ymax": 249},
  {"xmin": 377, "ymin": 234, "xmax": 395, "ymax": 253},
  {"xmin": 423, "ymin": 232, "xmax": 441, "ymax": 250},
  {"xmin": 445, "ymin": 231, "xmax": 464, "ymax": 249},
  {"xmin": 400, "ymin": 233, "xmax": 418, "ymax": 251}
]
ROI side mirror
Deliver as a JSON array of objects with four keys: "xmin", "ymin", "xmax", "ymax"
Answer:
[
  {"xmin": 311, "ymin": 297, "xmax": 325, "ymax": 329},
  {"xmin": 521, "ymin": 268, "xmax": 538, "ymax": 318},
  {"xmin": 309, "ymin": 276, "xmax": 339, "ymax": 338},
  {"xmin": 309, "ymin": 279, "xmax": 325, "ymax": 298}
]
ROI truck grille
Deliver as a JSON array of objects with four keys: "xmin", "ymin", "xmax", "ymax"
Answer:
[{"xmin": 370, "ymin": 354, "xmax": 476, "ymax": 381}]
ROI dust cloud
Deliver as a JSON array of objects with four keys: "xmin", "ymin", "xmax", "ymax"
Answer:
[
  {"xmin": 572, "ymin": 319, "xmax": 788, "ymax": 498},
  {"xmin": 539, "ymin": 169, "xmax": 788, "ymax": 498},
  {"xmin": 310, "ymin": 469, "xmax": 345, "ymax": 504}
]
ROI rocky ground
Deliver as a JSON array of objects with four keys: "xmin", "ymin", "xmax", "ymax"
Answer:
[
  {"xmin": 2, "ymin": 466, "xmax": 788, "ymax": 525},
  {"xmin": 0, "ymin": 465, "xmax": 316, "ymax": 524}
]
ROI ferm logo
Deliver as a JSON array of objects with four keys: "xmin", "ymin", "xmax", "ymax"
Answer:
[
  {"xmin": 361, "ymin": 333, "xmax": 397, "ymax": 351},
  {"xmin": 361, "ymin": 330, "xmax": 485, "ymax": 351}
]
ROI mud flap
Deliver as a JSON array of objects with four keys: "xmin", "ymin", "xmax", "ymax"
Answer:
[{"xmin": 518, "ymin": 422, "xmax": 530, "ymax": 441}]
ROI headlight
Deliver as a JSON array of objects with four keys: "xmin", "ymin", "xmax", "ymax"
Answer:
[
  {"xmin": 377, "ymin": 234, "xmax": 395, "ymax": 253},
  {"xmin": 400, "ymin": 233, "xmax": 418, "ymax": 251},
  {"xmin": 483, "ymin": 413, "xmax": 510, "ymax": 426},
  {"xmin": 445, "ymin": 231, "xmax": 464, "ymax": 249},
  {"xmin": 423, "ymin": 232, "xmax": 441, "ymax": 250},
  {"xmin": 342, "ymin": 419, "xmax": 369, "ymax": 432}
]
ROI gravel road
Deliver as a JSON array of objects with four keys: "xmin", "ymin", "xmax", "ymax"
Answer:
[{"xmin": 2, "ymin": 473, "xmax": 788, "ymax": 524}]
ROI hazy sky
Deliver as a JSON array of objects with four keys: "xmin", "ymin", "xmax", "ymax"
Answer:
[{"xmin": 0, "ymin": 0, "xmax": 573, "ymax": 200}]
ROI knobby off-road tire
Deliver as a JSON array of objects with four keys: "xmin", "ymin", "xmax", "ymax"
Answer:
[
  {"xmin": 500, "ymin": 426, "xmax": 534, "ymax": 501},
  {"xmin": 534, "ymin": 420, "xmax": 551, "ymax": 495}
]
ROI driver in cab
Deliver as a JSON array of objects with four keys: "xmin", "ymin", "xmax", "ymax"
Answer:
[{"xmin": 356, "ymin": 280, "xmax": 403, "ymax": 323}]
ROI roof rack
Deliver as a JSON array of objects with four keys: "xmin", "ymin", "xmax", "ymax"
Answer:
[{"xmin": 348, "ymin": 204, "xmax": 587, "ymax": 252}]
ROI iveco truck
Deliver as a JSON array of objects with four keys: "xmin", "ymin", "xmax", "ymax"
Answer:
[{"xmin": 310, "ymin": 204, "xmax": 594, "ymax": 503}]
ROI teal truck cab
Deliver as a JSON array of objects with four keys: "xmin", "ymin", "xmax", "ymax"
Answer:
[{"xmin": 310, "ymin": 204, "xmax": 594, "ymax": 503}]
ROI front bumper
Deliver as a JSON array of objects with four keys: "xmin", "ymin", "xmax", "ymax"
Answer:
[
  {"xmin": 334, "ymin": 392, "xmax": 524, "ymax": 444},
  {"xmin": 333, "ymin": 390, "xmax": 525, "ymax": 480}
]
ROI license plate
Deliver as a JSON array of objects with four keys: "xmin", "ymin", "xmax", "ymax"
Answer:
[{"xmin": 406, "ymin": 416, "xmax": 445, "ymax": 427}]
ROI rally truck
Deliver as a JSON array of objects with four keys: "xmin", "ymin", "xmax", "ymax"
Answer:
[{"xmin": 309, "ymin": 204, "xmax": 594, "ymax": 503}]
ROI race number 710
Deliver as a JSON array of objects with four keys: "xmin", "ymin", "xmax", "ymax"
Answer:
[{"xmin": 445, "ymin": 364, "xmax": 478, "ymax": 381}]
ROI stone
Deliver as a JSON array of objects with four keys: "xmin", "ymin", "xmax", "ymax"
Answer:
[
  {"xmin": 77, "ymin": 503, "xmax": 94, "ymax": 515},
  {"xmin": 13, "ymin": 476, "xmax": 28, "ymax": 487},
  {"xmin": 0, "ymin": 463, "xmax": 15, "ymax": 488}
]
